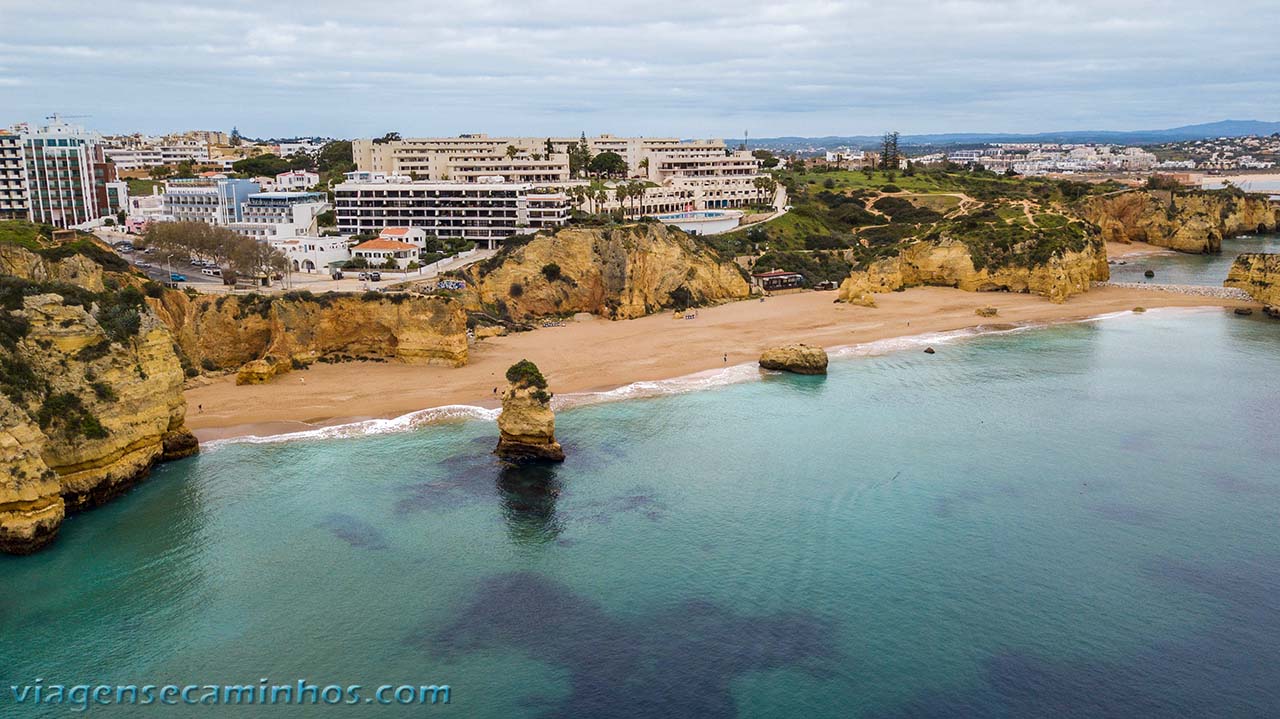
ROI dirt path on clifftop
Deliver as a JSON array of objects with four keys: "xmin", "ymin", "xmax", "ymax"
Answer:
[{"xmin": 185, "ymin": 286, "xmax": 1256, "ymax": 441}]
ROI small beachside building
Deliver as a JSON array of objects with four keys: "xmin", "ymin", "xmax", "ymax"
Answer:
[
  {"xmin": 378, "ymin": 226, "xmax": 429, "ymax": 250},
  {"xmin": 351, "ymin": 238, "xmax": 420, "ymax": 269},
  {"xmin": 269, "ymin": 235, "xmax": 351, "ymax": 273},
  {"xmin": 751, "ymin": 269, "xmax": 805, "ymax": 292}
]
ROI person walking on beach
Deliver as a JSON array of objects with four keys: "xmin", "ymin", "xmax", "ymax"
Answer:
[{"xmin": 723, "ymin": 353, "xmax": 728, "ymax": 363}]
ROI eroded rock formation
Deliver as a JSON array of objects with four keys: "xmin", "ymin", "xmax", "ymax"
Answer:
[
  {"xmin": 466, "ymin": 222, "xmax": 751, "ymax": 320},
  {"xmin": 146, "ymin": 291, "xmax": 469, "ymax": 382},
  {"xmin": 495, "ymin": 360, "xmax": 564, "ymax": 462},
  {"xmin": 759, "ymin": 344, "xmax": 829, "ymax": 375},
  {"xmin": 1, "ymin": 293, "xmax": 196, "ymax": 554},
  {"xmin": 1084, "ymin": 190, "xmax": 1279, "ymax": 254},
  {"xmin": 838, "ymin": 238, "xmax": 1108, "ymax": 305},
  {"xmin": 1225, "ymin": 253, "xmax": 1280, "ymax": 307}
]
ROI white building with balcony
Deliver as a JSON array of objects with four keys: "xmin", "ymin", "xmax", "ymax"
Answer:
[
  {"xmin": 334, "ymin": 175, "xmax": 570, "ymax": 249},
  {"xmin": 162, "ymin": 177, "xmax": 260, "ymax": 225}
]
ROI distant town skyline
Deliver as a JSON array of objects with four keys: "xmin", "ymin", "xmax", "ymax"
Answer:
[{"xmin": 3, "ymin": 0, "xmax": 1278, "ymax": 138}]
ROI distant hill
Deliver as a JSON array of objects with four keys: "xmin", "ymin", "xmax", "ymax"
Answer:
[{"xmin": 740, "ymin": 120, "xmax": 1280, "ymax": 151}]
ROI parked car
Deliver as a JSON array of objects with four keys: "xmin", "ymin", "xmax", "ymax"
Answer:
[
  {"xmin": 201, "ymin": 267, "xmax": 222, "ymax": 277},
  {"xmin": 369, "ymin": 272, "xmax": 382, "ymax": 282},
  {"xmin": 357, "ymin": 272, "xmax": 369, "ymax": 281},
  {"xmin": 330, "ymin": 270, "xmax": 344, "ymax": 280},
  {"xmin": 169, "ymin": 273, "xmax": 188, "ymax": 282},
  {"xmin": 135, "ymin": 261, "xmax": 152, "ymax": 268}
]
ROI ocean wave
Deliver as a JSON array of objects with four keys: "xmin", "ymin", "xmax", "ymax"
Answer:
[
  {"xmin": 553, "ymin": 363, "xmax": 763, "ymax": 410},
  {"xmin": 201, "ymin": 404, "xmax": 499, "ymax": 450}
]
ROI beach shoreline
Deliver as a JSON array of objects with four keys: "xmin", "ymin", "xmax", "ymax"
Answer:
[{"xmin": 185, "ymin": 285, "xmax": 1257, "ymax": 443}]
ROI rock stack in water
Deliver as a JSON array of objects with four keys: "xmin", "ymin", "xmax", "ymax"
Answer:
[
  {"xmin": 495, "ymin": 360, "xmax": 565, "ymax": 462},
  {"xmin": 758, "ymin": 344, "xmax": 829, "ymax": 375}
]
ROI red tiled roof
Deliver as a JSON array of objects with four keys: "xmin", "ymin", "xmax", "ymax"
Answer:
[
  {"xmin": 752, "ymin": 270, "xmax": 803, "ymax": 278},
  {"xmin": 379, "ymin": 227, "xmax": 411, "ymax": 236},
  {"xmin": 352, "ymin": 239, "xmax": 418, "ymax": 252}
]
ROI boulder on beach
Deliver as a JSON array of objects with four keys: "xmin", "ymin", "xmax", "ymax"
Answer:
[
  {"xmin": 975, "ymin": 306, "xmax": 999, "ymax": 317},
  {"xmin": 1144, "ymin": 270, "xmax": 1155, "ymax": 278},
  {"xmin": 1234, "ymin": 307, "xmax": 1254, "ymax": 316},
  {"xmin": 923, "ymin": 347, "xmax": 936, "ymax": 354},
  {"xmin": 495, "ymin": 360, "xmax": 565, "ymax": 462},
  {"xmin": 759, "ymin": 344, "xmax": 829, "ymax": 375}
]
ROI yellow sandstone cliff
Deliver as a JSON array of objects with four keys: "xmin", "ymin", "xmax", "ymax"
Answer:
[
  {"xmin": 1084, "ymin": 190, "xmax": 1279, "ymax": 254},
  {"xmin": 1225, "ymin": 253, "xmax": 1280, "ymax": 308},
  {"xmin": 838, "ymin": 238, "xmax": 1109, "ymax": 306},
  {"xmin": 1, "ymin": 242, "xmax": 198, "ymax": 554},
  {"xmin": 1, "ymin": 294, "xmax": 196, "ymax": 554},
  {"xmin": 146, "ymin": 291, "xmax": 469, "ymax": 384},
  {"xmin": 466, "ymin": 222, "xmax": 751, "ymax": 320}
]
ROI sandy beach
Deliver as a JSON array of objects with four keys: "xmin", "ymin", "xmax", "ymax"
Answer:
[
  {"xmin": 1105, "ymin": 240, "xmax": 1177, "ymax": 259},
  {"xmin": 185, "ymin": 285, "xmax": 1256, "ymax": 441}
]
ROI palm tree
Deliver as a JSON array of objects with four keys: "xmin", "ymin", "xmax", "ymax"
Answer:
[
  {"xmin": 631, "ymin": 182, "xmax": 648, "ymax": 215},
  {"xmin": 505, "ymin": 144, "xmax": 519, "ymax": 160},
  {"xmin": 615, "ymin": 185, "xmax": 630, "ymax": 216}
]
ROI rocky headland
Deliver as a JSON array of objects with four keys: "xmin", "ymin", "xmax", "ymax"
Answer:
[
  {"xmin": 1225, "ymin": 253, "xmax": 1280, "ymax": 309},
  {"xmin": 1084, "ymin": 189, "xmax": 1278, "ymax": 254},
  {"xmin": 146, "ymin": 290, "xmax": 469, "ymax": 385},
  {"xmin": 1, "ymin": 238, "xmax": 196, "ymax": 554},
  {"xmin": 839, "ymin": 236, "xmax": 1108, "ymax": 306},
  {"xmin": 465, "ymin": 222, "xmax": 750, "ymax": 321}
]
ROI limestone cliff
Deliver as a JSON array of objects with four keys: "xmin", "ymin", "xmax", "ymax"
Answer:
[
  {"xmin": 759, "ymin": 344, "xmax": 829, "ymax": 375},
  {"xmin": 1, "ymin": 293, "xmax": 196, "ymax": 554},
  {"xmin": 495, "ymin": 360, "xmax": 564, "ymax": 462},
  {"xmin": 1084, "ymin": 190, "xmax": 1279, "ymax": 254},
  {"xmin": 1, "ymin": 238, "xmax": 198, "ymax": 554},
  {"xmin": 1225, "ymin": 253, "xmax": 1280, "ymax": 307},
  {"xmin": 466, "ymin": 222, "xmax": 751, "ymax": 320},
  {"xmin": 838, "ymin": 236, "xmax": 1109, "ymax": 305},
  {"xmin": 0, "ymin": 397, "xmax": 63, "ymax": 554},
  {"xmin": 147, "ymin": 291, "xmax": 469, "ymax": 383}
]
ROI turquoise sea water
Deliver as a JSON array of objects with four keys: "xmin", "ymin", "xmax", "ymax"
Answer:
[
  {"xmin": 1109, "ymin": 233, "xmax": 1280, "ymax": 286},
  {"xmin": 3, "ymin": 309, "xmax": 1279, "ymax": 717}
]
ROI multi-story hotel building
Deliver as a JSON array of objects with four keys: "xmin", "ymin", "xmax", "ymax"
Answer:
[
  {"xmin": 162, "ymin": 177, "xmax": 260, "ymax": 225},
  {"xmin": 351, "ymin": 134, "xmax": 765, "ymax": 217},
  {"xmin": 18, "ymin": 118, "xmax": 118, "ymax": 228},
  {"xmin": 334, "ymin": 173, "xmax": 570, "ymax": 249},
  {"xmin": 229, "ymin": 191, "xmax": 330, "ymax": 240},
  {"xmin": 0, "ymin": 131, "xmax": 28, "ymax": 220}
]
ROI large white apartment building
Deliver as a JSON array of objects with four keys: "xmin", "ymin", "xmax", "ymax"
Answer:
[
  {"xmin": 352, "ymin": 133, "xmax": 765, "ymax": 217},
  {"xmin": 16, "ymin": 118, "xmax": 119, "ymax": 228},
  {"xmin": 333, "ymin": 173, "xmax": 570, "ymax": 248}
]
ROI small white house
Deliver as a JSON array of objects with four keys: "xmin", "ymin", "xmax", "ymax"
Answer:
[
  {"xmin": 275, "ymin": 170, "xmax": 320, "ymax": 191},
  {"xmin": 270, "ymin": 235, "xmax": 351, "ymax": 273},
  {"xmin": 351, "ymin": 238, "xmax": 420, "ymax": 269}
]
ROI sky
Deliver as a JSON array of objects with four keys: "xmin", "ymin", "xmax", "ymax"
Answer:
[{"xmin": 1, "ymin": 0, "xmax": 1277, "ymax": 139}]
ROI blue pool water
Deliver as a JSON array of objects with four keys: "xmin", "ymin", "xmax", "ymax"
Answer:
[{"xmin": 2, "ymin": 309, "xmax": 1279, "ymax": 717}]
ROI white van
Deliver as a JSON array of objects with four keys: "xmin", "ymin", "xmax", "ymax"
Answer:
[{"xmin": 201, "ymin": 267, "xmax": 222, "ymax": 277}]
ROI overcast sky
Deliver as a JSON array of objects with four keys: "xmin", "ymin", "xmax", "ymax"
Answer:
[{"xmin": 1, "ymin": 0, "xmax": 1276, "ymax": 139}]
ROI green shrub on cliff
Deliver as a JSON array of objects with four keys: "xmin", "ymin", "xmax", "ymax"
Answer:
[
  {"xmin": 36, "ymin": 392, "xmax": 109, "ymax": 440},
  {"xmin": 505, "ymin": 359, "xmax": 548, "ymax": 390}
]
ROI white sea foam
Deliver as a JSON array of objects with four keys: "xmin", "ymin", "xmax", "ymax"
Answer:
[
  {"xmin": 201, "ymin": 404, "xmax": 499, "ymax": 450},
  {"xmin": 203, "ymin": 306, "xmax": 1226, "ymax": 449}
]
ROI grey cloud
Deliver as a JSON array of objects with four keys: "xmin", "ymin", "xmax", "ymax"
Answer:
[{"xmin": 0, "ymin": 0, "xmax": 1276, "ymax": 137}]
